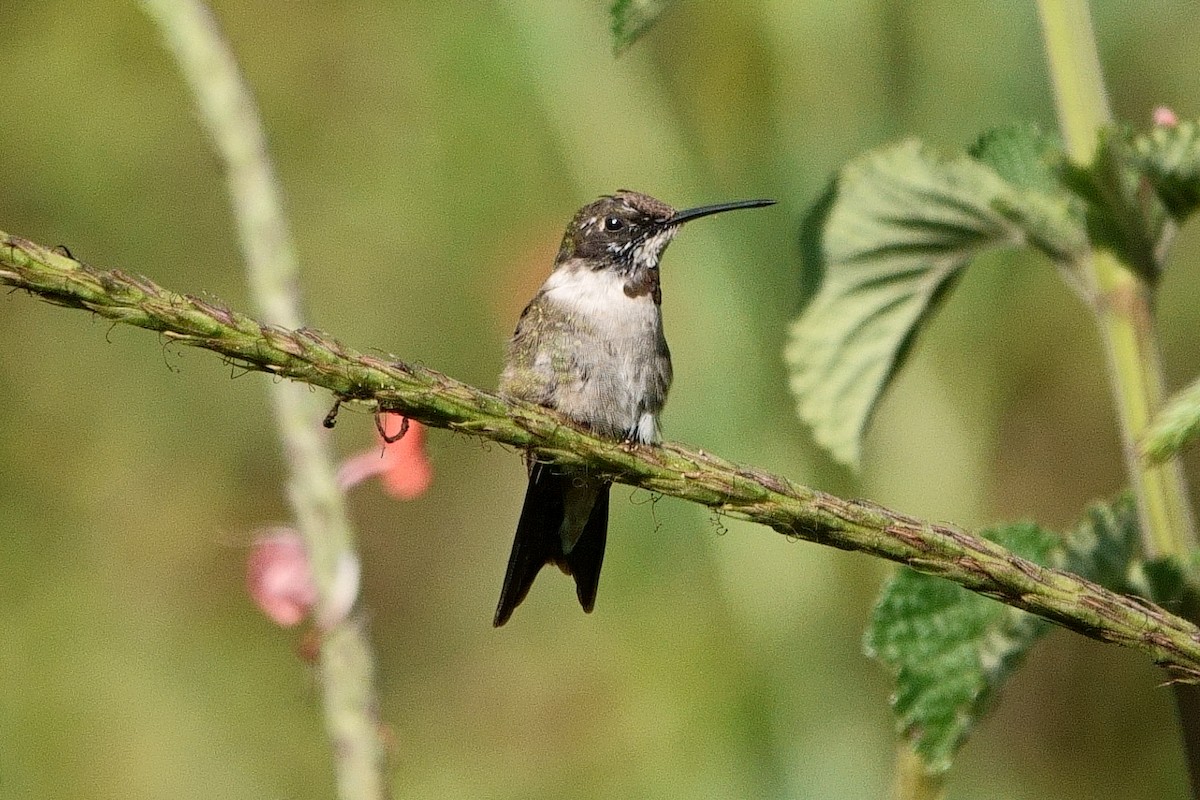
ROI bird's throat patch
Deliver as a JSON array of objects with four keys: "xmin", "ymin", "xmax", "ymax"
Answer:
[{"xmin": 623, "ymin": 270, "xmax": 662, "ymax": 304}]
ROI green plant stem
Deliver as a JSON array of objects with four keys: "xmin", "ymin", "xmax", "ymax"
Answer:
[
  {"xmin": 892, "ymin": 744, "xmax": 945, "ymax": 800},
  {"xmin": 8, "ymin": 233, "xmax": 1200, "ymax": 683},
  {"xmin": 1038, "ymin": 2, "xmax": 1200, "ymax": 795},
  {"xmin": 1092, "ymin": 258, "xmax": 1195, "ymax": 556},
  {"xmin": 138, "ymin": 4, "xmax": 386, "ymax": 799},
  {"xmin": 1037, "ymin": 0, "xmax": 1196, "ymax": 560}
]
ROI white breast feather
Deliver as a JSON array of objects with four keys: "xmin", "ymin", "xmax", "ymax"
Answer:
[
  {"xmin": 542, "ymin": 265, "xmax": 657, "ymax": 325},
  {"xmin": 540, "ymin": 264, "xmax": 665, "ymax": 442}
]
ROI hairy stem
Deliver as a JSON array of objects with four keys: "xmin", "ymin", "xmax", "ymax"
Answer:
[
  {"xmin": 6, "ymin": 232, "xmax": 1200, "ymax": 681},
  {"xmin": 138, "ymin": 4, "xmax": 386, "ymax": 799}
]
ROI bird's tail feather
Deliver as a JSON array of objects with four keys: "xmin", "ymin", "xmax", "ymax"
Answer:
[{"xmin": 493, "ymin": 464, "xmax": 610, "ymax": 626}]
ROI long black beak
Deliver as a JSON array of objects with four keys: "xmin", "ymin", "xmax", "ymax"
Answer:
[{"xmin": 668, "ymin": 198, "xmax": 776, "ymax": 226}]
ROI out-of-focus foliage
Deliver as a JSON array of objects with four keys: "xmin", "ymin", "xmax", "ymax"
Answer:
[
  {"xmin": 1146, "ymin": 376, "xmax": 1200, "ymax": 464},
  {"xmin": 2, "ymin": 2, "xmax": 1199, "ymax": 799},
  {"xmin": 865, "ymin": 496, "xmax": 1138, "ymax": 775}
]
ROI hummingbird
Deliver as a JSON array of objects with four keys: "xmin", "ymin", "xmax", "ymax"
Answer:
[{"xmin": 493, "ymin": 190, "xmax": 775, "ymax": 626}]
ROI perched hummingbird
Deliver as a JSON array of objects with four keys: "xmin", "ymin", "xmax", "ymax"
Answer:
[{"xmin": 493, "ymin": 190, "xmax": 775, "ymax": 626}]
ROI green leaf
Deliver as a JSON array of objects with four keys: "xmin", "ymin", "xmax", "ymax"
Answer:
[
  {"xmin": 1064, "ymin": 494, "xmax": 1189, "ymax": 624},
  {"xmin": 865, "ymin": 497, "xmax": 1138, "ymax": 775},
  {"xmin": 1143, "ymin": 375, "xmax": 1200, "ymax": 464},
  {"xmin": 1061, "ymin": 493, "xmax": 1139, "ymax": 592},
  {"xmin": 1132, "ymin": 119, "xmax": 1200, "ymax": 223},
  {"xmin": 787, "ymin": 133, "xmax": 1085, "ymax": 467},
  {"xmin": 610, "ymin": 0, "xmax": 674, "ymax": 54},
  {"xmin": 864, "ymin": 523, "xmax": 1056, "ymax": 775},
  {"xmin": 1059, "ymin": 120, "xmax": 1200, "ymax": 285},
  {"xmin": 1060, "ymin": 126, "xmax": 1169, "ymax": 283},
  {"xmin": 970, "ymin": 123, "xmax": 1064, "ymax": 195}
]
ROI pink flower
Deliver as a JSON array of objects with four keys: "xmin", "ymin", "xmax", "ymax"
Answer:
[
  {"xmin": 1154, "ymin": 106, "xmax": 1179, "ymax": 127},
  {"xmin": 247, "ymin": 529, "xmax": 317, "ymax": 627},
  {"xmin": 338, "ymin": 414, "xmax": 432, "ymax": 500}
]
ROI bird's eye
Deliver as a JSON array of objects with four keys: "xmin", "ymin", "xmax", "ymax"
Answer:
[{"xmin": 603, "ymin": 216, "xmax": 624, "ymax": 232}]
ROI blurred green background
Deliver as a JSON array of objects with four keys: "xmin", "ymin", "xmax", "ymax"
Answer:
[{"xmin": 3, "ymin": 1, "xmax": 1200, "ymax": 797}]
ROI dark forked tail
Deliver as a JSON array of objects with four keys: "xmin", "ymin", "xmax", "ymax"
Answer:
[{"xmin": 493, "ymin": 463, "xmax": 610, "ymax": 627}]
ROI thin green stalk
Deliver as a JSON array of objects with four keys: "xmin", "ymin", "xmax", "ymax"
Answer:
[
  {"xmin": 1092, "ymin": 259, "xmax": 1195, "ymax": 557},
  {"xmin": 1037, "ymin": 0, "xmax": 1195, "ymax": 561},
  {"xmin": 138, "ymin": 4, "xmax": 387, "ymax": 799},
  {"xmin": 892, "ymin": 744, "xmax": 945, "ymax": 800},
  {"xmin": 1038, "ymin": 2, "xmax": 1200, "ymax": 795},
  {"xmin": 8, "ymin": 233, "xmax": 1200, "ymax": 682}
]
